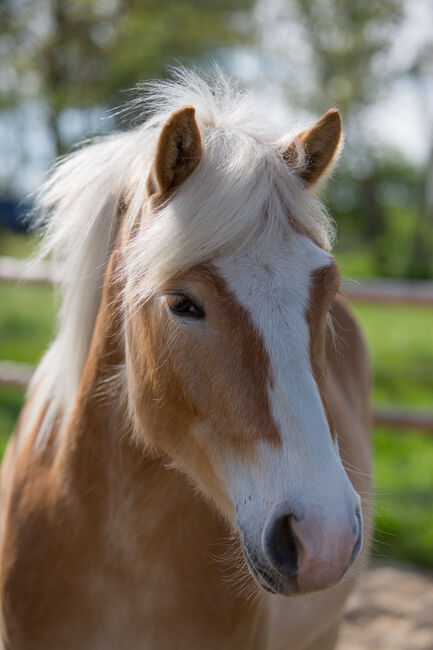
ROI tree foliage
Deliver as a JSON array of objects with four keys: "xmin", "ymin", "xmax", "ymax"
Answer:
[
  {"xmin": 255, "ymin": 0, "xmax": 433, "ymax": 277},
  {"xmin": 0, "ymin": 0, "xmax": 254, "ymax": 155}
]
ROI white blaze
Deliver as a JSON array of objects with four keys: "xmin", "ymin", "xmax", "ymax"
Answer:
[{"xmin": 215, "ymin": 233, "xmax": 356, "ymax": 534}]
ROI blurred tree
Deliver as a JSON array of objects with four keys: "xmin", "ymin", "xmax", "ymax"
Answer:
[
  {"xmin": 275, "ymin": 0, "xmax": 403, "ymax": 119},
  {"xmin": 405, "ymin": 36, "xmax": 433, "ymax": 278},
  {"xmin": 256, "ymin": 0, "xmax": 404, "ymax": 245},
  {"xmin": 253, "ymin": 0, "xmax": 433, "ymax": 278},
  {"xmin": 0, "ymin": 0, "xmax": 254, "ymax": 161}
]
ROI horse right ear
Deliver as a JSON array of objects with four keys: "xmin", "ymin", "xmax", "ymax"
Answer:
[{"xmin": 146, "ymin": 106, "xmax": 202, "ymax": 200}]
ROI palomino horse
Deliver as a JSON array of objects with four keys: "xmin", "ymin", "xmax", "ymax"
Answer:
[{"xmin": 0, "ymin": 70, "xmax": 371, "ymax": 649}]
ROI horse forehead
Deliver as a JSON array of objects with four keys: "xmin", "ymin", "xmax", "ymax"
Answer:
[{"xmin": 216, "ymin": 235, "xmax": 334, "ymax": 319}]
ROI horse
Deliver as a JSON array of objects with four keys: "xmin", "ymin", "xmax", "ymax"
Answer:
[{"xmin": 0, "ymin": 69, "xmax": 372, "ymax": 649}]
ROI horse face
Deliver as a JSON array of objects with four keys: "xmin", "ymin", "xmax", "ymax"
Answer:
[
  {"xmin": 126, "ymin": 230, "xmax": 362, "ymax": 597},
  {"xmin": 125, "ymin": 103, "xmax": 362, "ymax": 596}
]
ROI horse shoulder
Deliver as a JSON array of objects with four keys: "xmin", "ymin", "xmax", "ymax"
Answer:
[{"xmin": 0, "ymin": 404, "xmax": 100, "ymax": 648}]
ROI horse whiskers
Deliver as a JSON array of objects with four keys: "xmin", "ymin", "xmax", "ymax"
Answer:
[
  {"xmin": 209, "ymin": 533, "xmax": 261, "ymax": 602},
  {"xmin": 337, "ymin": 453, "xmax": 372, "ymax": 479}
]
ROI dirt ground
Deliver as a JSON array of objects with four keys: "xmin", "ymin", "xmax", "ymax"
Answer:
[{"xmin": 339, "ymin": 563, "xmax": 433, "ymax": 650}]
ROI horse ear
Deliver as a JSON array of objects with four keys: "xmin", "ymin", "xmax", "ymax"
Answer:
[
  {"xmin": 147, "ymin": 106, "xmax": 202, "ymax": 199},
  {"xmin": 283, "ymin": 109, "xmax": 342, "ymax": 188}
]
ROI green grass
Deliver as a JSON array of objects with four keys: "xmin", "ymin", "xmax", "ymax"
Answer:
[
  {"xmin": 373, "ymin": 429, "xmax": 433, "ymax": 568},
  {"xmin": 0, "ymin": 232, "xmax": 432, "ymax": 567},
  {"xmin": 353, "ymin": 303, "xmax": 433, "ymax": 407},
  {"xmin": 0, "ymin": 387, "xmax": 23, "ymax": 457},
  {"xmin": 351, "ymin": 302, "xmax": 433, "ymax": 567},
  {"xmin": 0, "ymin": 230, "xmax": 56, "ymax": 456},
  {"xmin": 0, "ymin": 229, "xmax": 40, "ymax": 259},
  {"xmin": 0, "ymin": 284, "xmax": 56, "ymax": 362}
]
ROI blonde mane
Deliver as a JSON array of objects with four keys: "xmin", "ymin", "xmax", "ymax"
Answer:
[{"xmin": 29, "ymin": 67, "xmax": 335, "ymax": 446}]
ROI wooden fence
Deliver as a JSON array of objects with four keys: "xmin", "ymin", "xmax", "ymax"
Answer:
[{"xmin": 1, "ymin": 255, "xmax": 433, "ymax": 434}]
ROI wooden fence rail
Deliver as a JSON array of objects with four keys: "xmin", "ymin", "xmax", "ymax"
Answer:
[
  {"xmin": 374, "ymin": 409, "xmax": 433, "ymax": 434},
  {"xmin": 343, "ymin": 278, "xmax": 433, "ymax": 307},
  {"xmin": 1, "ymin": 256, "xmax": 433, "ymax": 434},
  {"xmin": 0, "ymin": 361, "xmax": 34, "ymax": 390},
  {"xmin": 0, "ymin": 256, "xmax": 55, "ymax": 285}
]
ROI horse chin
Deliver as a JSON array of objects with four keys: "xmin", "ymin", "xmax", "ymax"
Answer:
[{"xmin": 241, "ymin": 541, "xmax": 299, "ymax": 597}]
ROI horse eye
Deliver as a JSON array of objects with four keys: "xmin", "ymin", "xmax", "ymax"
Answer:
[{"xmin": 168, "ymin": 295, "xmax": 205, "ymax": 319}]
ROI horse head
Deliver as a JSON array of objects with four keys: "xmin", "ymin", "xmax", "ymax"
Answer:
[{"xmin": 122, "ymin": 101, "xmax": 362, "ymax": 597}]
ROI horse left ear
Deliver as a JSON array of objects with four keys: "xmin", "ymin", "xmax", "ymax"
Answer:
[
  {"xmin": 283, "ymin": 109, "xmax": 343, "ymax": 188},
  {"xmin": 147, "ymin": 106, "xmax": 202, "ymax": 199}
]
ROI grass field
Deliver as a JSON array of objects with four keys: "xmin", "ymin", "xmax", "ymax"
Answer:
[
  {"xmin": 351, "ymin": 303, "xmax": 433, "ymax": 567},
  {"xmin": 0, "ymin": 231, "xmax": 432, "ymax": 567}
]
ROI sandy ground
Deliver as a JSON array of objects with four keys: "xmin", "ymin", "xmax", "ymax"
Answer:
[{"xmin": 338, "ymin": 564, "xmax": 433, "ymax": 650}]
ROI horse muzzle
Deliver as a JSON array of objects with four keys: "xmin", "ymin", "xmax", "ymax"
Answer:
[{"xmin": 241, "ymin": 503, "xmax": 363, "ymax": 596}]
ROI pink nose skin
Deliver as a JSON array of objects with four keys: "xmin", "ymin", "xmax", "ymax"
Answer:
[{"xmin": 291, "ymin": 514, "xmax": 359, "ymax": 593}]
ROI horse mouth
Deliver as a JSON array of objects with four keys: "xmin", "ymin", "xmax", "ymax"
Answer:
[{"xmin": 241, "ymin": 542, "xmax": 298, "ymax": 596}]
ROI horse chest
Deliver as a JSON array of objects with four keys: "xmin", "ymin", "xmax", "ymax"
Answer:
[{"xmin": 0, "ymin": 448, "xmax": 263, "ymax": 650}]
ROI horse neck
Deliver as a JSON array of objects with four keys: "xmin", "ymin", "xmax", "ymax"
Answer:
[{"xmin": 21, "ymin": 248, "xmax": 264, "ymax": 641}]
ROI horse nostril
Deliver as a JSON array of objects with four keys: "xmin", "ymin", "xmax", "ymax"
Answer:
[
  {"xmin": 264, "ymin": 514, "xmax": 298, "ymax": 577},
  {"xmin": 349, "ymin": 509, "xmax": 363, "ymax": 566}
]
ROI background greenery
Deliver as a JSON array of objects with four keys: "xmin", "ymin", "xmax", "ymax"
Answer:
[{"xmin": 1, "ymin": 0, "xmax": 432, "ymax": 569}]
